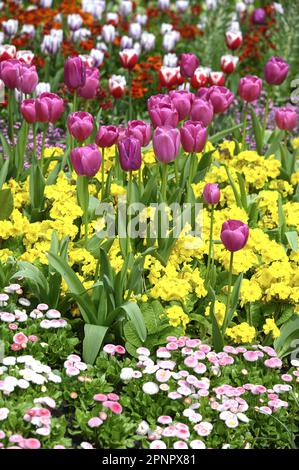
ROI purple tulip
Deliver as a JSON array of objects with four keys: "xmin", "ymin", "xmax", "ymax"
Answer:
[
  {"xmin": 220, "ymin": 219, "xmax": 249, "ymax": 252},
  {"xmin": 275, "ymin": 107, "xmax": 297, "ymax": 131},
  {"xmin": 203, "ymin": 183, "xmax": 220, "ymax": 205},
  {"xmin": 252, "ymin": 8, "xmax": 266, "ymax": 24},
  {"xmin": 35, "ymin": 92, "xmax": 65, "ymax": 123},
  {"xmin": 118, "ymin": 136, "xmax": 142, "ymax": 171},
  {"xmin": 127, "ymin": 120, "xmax": 151, "ymax": 147},
  {"xmin": 169, "ymin": 90, "xmax": 193, "ymax": 121},
  {"xmin": 96, "ymin": 125, "xmax": 119, "ymax": 148},
  {"xmin": 180, "ymin": 120, "xmax": 207, "ymax": 153},
  {"xmin": 264, "ymin": 56, "xmax": 289, "ymax": 86},
  {"xmin": 149, "ymin": 103, "xmax": 179, "ymax": 128},
  {"xmin": 20, "ymin": 99, "xmax": 37, "ymax": 123},
  {"xmin": 206, "ymin": 86, "xmax": 234, "ymax": 114},
  {"xmin": 64, "ymin": 56, "xmax": 86, "ymax": 89},
  {"xmin": 0, "ymin": 59, "xmax": 20, "ymax": 89},
  {"xmin": 190, "ymin": 97, "xmax": 214, "ymax": 126},
  {"xmin": 71, "ymin": 144, "xmax": 102, "ymax": 177},
  {"xmin": 17, "ymin": 64, "xmax": 38, "ymax": 94},
  {"xmin": 147, "ymin": 93, "xmax": 171, "ymax": 111},
  {"xmin": 180, "ymin": 53, "xmax": 199, "ymax": 78},
  {"xmin": 153, "ymin": 126, "xmax": 181, "ymax": 163},
  {"xmin": 238, "ymin": 75, "xmax": 262, "ymax": 102},
  {"xmin": 196, "ymin": 88, "xmax": 210, "ymax": 100},
  {"xmin": 67, "ymin": 111, "xmax": 94, "ymax": 142},
  {"xmin": 77, "ymin": 67, "xmax": 100, "ymax": 100}
]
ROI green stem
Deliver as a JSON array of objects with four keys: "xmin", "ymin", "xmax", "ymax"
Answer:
[
  {"xmin": 40, "ymin": 124, "xmax": 48, "ymax": 172},
  {"xmin": 128, "ymin": 70, "xmax": 132, "ymax": 121},
  {"xmin": 8, "ymin": 89, "xmax": 14, "ymax": 151},
  {"xmin": 263, "ymin": 92, "xmax": 270, "ymax": 134},
  {"xmin": 77, "ymin": 175, "xmax": 89, "ymax": 247},
  {"xmin": 241, "ymin": 102, "xmax": 249, "ymax": 151},
  {"xmin": 223, "ymin": 251, "xmax": 234, "ymax": 333},
  {"xmin": 174, "ymin": 159, "xmax": 179, "ymax": 185},
  {"xmin": 73, "ymin": 90, "xmax": 77, "ymax": 113},
  {"xmin": 126, "ymin": 171, "xmax": 133, "ymax": 254},
  {"xmin": 187, "ymin": 152, "xmax": 194, "ymax": 202},
  {"xmin": 32, "ymin": 123, "xmax": 37, "ymax": 163},
  {"xmin": 101, "ymin": 147, "xmax": 105, "ymax": 200},
  {"xmin": 138, "ymin": 166, "xmax": 142, "ymax": 194},
  {"xmin": 205, "ymin": 205, "xmax": 215, "ymax": 282},
  {"xmin": 161, "ymin": 163, "xmax": 168, "ymax": 203},
  {"xmin": 284, "ymin": 131, "xmax": 288, "ymax": 150}
]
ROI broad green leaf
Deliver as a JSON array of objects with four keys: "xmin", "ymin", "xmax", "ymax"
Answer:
[
  {"xmin": 208, "ymin": 286, "xmax": 224, "ymax": 352},
  {"xmin": 0, "ymin": 159, "xmax": 9, "ymax": 190},
  {"xmin": 222, "ymin": 273, "xmax": 243, "ymax": 332},
  {"xmin": 83, "ymin": 324, "xmax": 108, "ymax": 364},
  {"xmin": 110, "ymin": 302, "xmax": 147, "ymax": 342},
  {"xmin": 274, "ymin": 315, "xmax": 299, "ymax": 358},
  {"xmin": 209, "ymin": 123, "xmax": 243, "ymax": 144},
  {"xmin": 285, "ymin": 231, "xmax": 298, "ymax": 252},
  {"xmin": 250, "ymin": 108, "xmax": 263, "ymax": 154},
  {"xmin": 0, "ymin": 188, "xmax": 14, "ymax": 220},
  {"xmin": 47, "ymin": 252, "xmax": 97, "ymax": 323}
]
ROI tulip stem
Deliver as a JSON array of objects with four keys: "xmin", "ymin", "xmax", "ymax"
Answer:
[
  {"xmin": 138, "ymin": 166, "xmax": 142, "ymax": 194},
  {"xmin": 241, "ymin": 102, "xmax": 249, "ymax": 151},
  {"xmin": 205, "ymin": 205, "xmax": 214, "ymax": 283},
  {"xmin": 40, "ymin": 124, "xmax": 48, "ymax": 172},
  {"xmin": 187, "ymin": 152, "xmax": 195, "ymax": 202},
  {"xmin": 263, "ymin": 91, "xmax": 270, "ymax": 134},
  {"xmin": 128, "ymin": 70, "xmax": 132, "ymax": 121},
  {"xmin": 101, "ymin": 147, "xmax": 105, "ymax": 200},
  {"xmin": 126, "ymin": 171, "xmax": 133, "ymax": 254},
  {"xmin": 73, "ymin": 90, "xmax": 77, "ymax": 113},
  {"xmin": 174, "ymin": 159, "xmax": 179, "ymax": 185},
  {"xmin": 32, "ymin": 123, "xmax": 37, "ymax": 164},
  {"xmin": 8, "ymin": 89, "xmax": 14, "ymax": 151},
  {"xmin": 77, "ymin": 175, "xmax": 89, "ymax": 247},
  {"xmin": 161, "ymin": 163, "xmax": 168, "ymax": 203},
  {"xmin": 223, "ymin": 251, "xmax": 234, "ymax": 334}
]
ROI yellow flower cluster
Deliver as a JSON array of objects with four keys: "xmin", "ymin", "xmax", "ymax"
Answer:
[
  {"xmin": 205, "ymin": 300, "xmax": 226, "ymax": 326},
  {"xmin": 263, "ymin": 318, "xmax": 280, "ymax": 339},
  {"xmin": 226, "ymin": 322, "xmax": 256, "ymax": 343},
  {"xmin": 165, "ymin": 305, "xmax": 190, "ymax": 330}
]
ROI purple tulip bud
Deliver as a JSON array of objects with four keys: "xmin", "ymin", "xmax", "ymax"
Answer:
[
  {"xmin": 35, "ymin": 92, "xmax": 65, "ymax": 123},
  {"xmin": 20, "ymin": 98, "xmax": 37, "ymax": 123},
  {"xmin": 0, "ymin": 59, "xmax": 20, "ymax": 89},
  {"xmin": 127, "ymin": 120, "xmax": 151, "ymax": 147},
  {"xmin": 275, "ymin": 107, "xmax": 297, "ymax": 131},
  {"xmin": 238, "ymin": 75, "xmax": 262, "ymax": 102},
  {"xmin": 180, "ymin": 53, "xmax": 199, "ymax": 78},
  {"xmin": 206, "ymin": 86, "xmax": 234, "ymax": 114},
  {"xmin": 17, "ymin": 63, "xmax": 38, "ymax": 94},
  {"xmin": 149, "ymin": 103, "xmax": 179, "ymax": 128},
  {"xmin": 264, "ymin": 56, "xmax": 289, "ymax": 86},
  {"xmin": 180, "ymin": 120, "xmax": 207, "ymax": 153},
  {"xmin": 67, "ymin": 111, "xmax": 94, "ymax": 142},
  {"xmin": 71, "ymin": 144, "xmax": 102, "ymax": 177},
  {"xmin": 77, "ymin": 67, "xmax": 100, "ymax": 100},
  {"xmin": 153, "ymin": 126, "xmax": 181, "ymax": 163},
  {"xmin": 118, "ymin": 136, "xmax": 142, "ymax": 171},
  {"xmin": 64, "ymin": 56, "xmax": 86, "ymax": 90},
  {"xmin": 169, "ymin": 90, "xmax": 193, "ymax": 121},
  {"xmin": 252, "ymin": 8, "xmax": 266, "ymax": 24},
  {"xmin": 203, "ymin": 183, "xmax": 220, "ymax": 205},
  {"xmin": 147, "ymin": 93, "xmax": 171, "ymax": 111},
  {"xmin": 196, "ymin": 88, "xmax": 210, "ymax": 100},
  {"xmin": 220, "ymin": 219, "xmax": 249, "ymax": 252},
  {"xmin": 190, "ymin": 97, "xmax": 214, "ymax": 126},
  {"xmin": 96, "ymin": 125, "xmax": 119, "ymax": 148}
]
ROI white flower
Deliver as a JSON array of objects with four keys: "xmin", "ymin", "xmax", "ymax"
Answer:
[
  {"xmin": 136, "ymin": 347, "xmax": 150, "ymax": 357},
  {"xmin": 0, "ymin": 408, "xmax": 9, "ymax": 420},
  {"xmin": 190, "ymin": 439, "xmax": 206, "ymax": 449},
  {"xmin": 120, "ymin": 367, "xmax": 134, "ymax": 381},
  {"xmin": 136, "ymin": 420, "xmax": 150, "ymax": 435},
  {"xmin": 17, "ymin": 379, "xmax": 30, "ymax": 389},
  {"xmin": 48, "ymin": 373, "xmax": 61, "ymax": 383},
  {"xmin": 142, "ymin": 382, "xmax": 159, "ymax": 395},
  {"xmin": 237, "ymin": 412, "xmax": 249, "ymax": 423},
  {"xmin": 150, "ymin": 439, "xmax": 167, "ymax": 449},
  {"xmin": 2, "ymin": 357, "xmax": 16, "ymax": 366}
]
